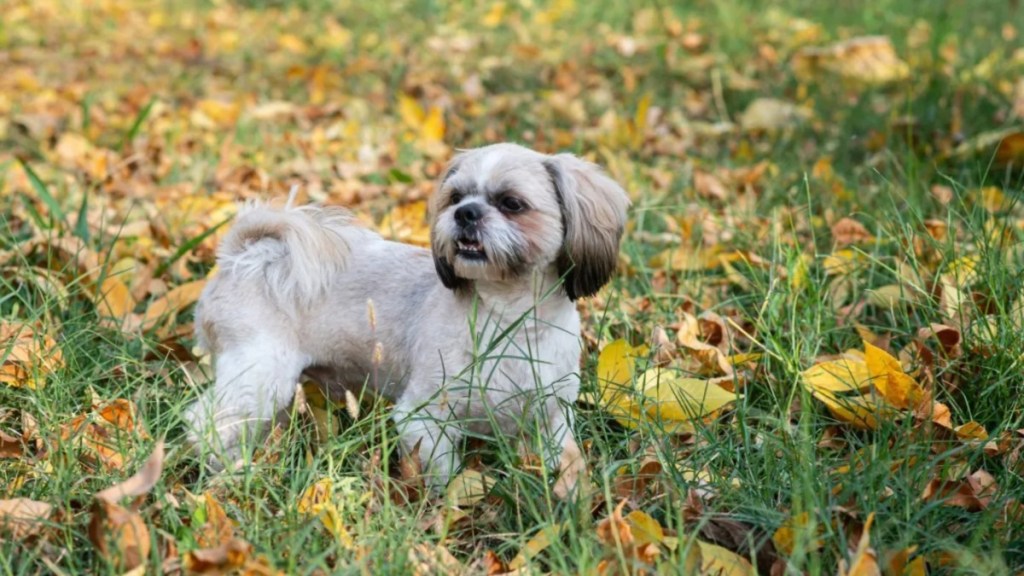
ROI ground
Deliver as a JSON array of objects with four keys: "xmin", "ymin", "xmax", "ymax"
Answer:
[{"xmin": 1, "ymin": 0, "xmax": 1024, "ymax": 574}]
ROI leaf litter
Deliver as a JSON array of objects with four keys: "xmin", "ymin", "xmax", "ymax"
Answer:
[{"xmin": 1, "ymin": 0, "xmax": 1023, "ymax": 573}]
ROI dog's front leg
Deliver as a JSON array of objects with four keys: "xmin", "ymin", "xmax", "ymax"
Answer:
[
  {"xmin": 392, "ymin": 400, "xmax": 463, "ymax": 489},
  {"xmin": 540, "ymin": 404, "xmax": 587, "ymax": 499},
  {"xmin": 184, "ymin": 344, "xmax": 305, "ymax": 468}
]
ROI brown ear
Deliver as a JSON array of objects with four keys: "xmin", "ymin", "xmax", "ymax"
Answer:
[
  {"xmin": 544, "ymin": 154, "xmax": 630, "ymax": 300},
  {"xmin": 430, "ymin": 151, "xmax": 470, "ymax": 292}
]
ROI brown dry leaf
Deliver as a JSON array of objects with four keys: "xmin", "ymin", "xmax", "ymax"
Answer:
[
  {"xmin": 793, "ymin": 36, "xmax": 910, "ymax": 85},
  {"xmin": 676, "ymin": 313, "xmax": 733, "ymax": 376},
  {"xmin": 89, "ymin": 441, "xmax": 164, "ymax": 571},
  {"xmin": 885, "ymin": 546, "xmax": 927, "ymax": 576},
  {"xmin": 1, "ymin": 321, "xmax": 64, "ymax": 389},
  {"xmin": 650, "ymin": 325, "xmax": 677, "ymax": 366},
  {"xmin": 408, "ymin": 543, "xmax": 463, "ymax": 576},
  {"xmin": 694, "ymin": 169, "xmax": 729, "ymax": 201},
  {"xmin": 0, "ymin": 430, "xmax": 22, "ymax": 459},
  {"xmin": 831, "ymin": 217, "xmax": 873, "ymax": 247},
  {"xmin": 61, "ymin": 398, "xmax": 149, "ymax": 471},
  {"xmin": 921, "ymin": 469, "xmax": 997, "ymax": 511},
  {"xmin": 141, "ymin": 279, "xmax": 207, "ymax": 335},
  {"xmin": 595, "ymin": 501, "xmax": 661, "ymax": 574},
  {"xmin": 0, "ymin": 498, "xmax": 53, "ymax": 539},
  {"xmin": 838, "ymin": 512, "xmax": 880, "ymax": 576},
  {"xmin": 185, "ymin": 537, "xmax": 255, "ymax": 574},
  {"xmin": 196, "ymin": 492, "xmax": 236, "ymax": 549}
]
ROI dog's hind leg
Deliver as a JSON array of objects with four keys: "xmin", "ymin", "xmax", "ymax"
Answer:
[{"xmin": 184, "ymin": 336, "xmax": 306, "ymax": 469}]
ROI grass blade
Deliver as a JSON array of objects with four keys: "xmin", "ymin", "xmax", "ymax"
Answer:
[
  {"xmin": 74, "ymin": 187, "xmax": 91, "ymax": 242},
  {"xmin": 17, "ymin": 159, "xmax": 65, "ymax": 228},
  {"xmin": 121, "ymin": 98, "xmax": 155, "ymax": 149},
  {"xmin": 153, "ymin": 215, "xmax": 232, "ymax": 278}
]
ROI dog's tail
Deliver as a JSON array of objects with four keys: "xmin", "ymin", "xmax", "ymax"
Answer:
[{"xmin": 216, "ymin": 192, "xmax": 352, "ymax": 309}]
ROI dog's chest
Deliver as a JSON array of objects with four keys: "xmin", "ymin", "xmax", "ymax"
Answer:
[{"xmin": 452, "ymin": 306, "xmax": 581, "ymax": 430}]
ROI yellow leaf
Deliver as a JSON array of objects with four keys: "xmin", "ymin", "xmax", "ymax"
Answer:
[
  {"xmin": 421, "ymin": 106, "xmax": 445, "ymax": 143},
  {"xmin": 943, "ymin": 255, "xmax": 979, "ymax": 287},
  {"xmin": 481, "ymin": 2, "xmax": 506, "ymax": 28},
  {"xmin": 954, "ymin": 421, "xmax": 988, "ymax": 441},
  {"xmin": 297, "ymin": 478, "xmax": 355, "ymax": 548},
  {"xmin": 793, "ymin": 36, "xmax": 909, "ymax": 85},
  {"xmin": 508, "ymin": 523, "xmax": 564, "ymax": 570},
  {"xmin": 625, "ymin": 510, "xmax": 664, "ymax": 547},
  {"xmin": 378, "ymin": 201, "xmax": 431, "ymax": 247},
  {"xmin": 632, "ymin": 93, "xmax": 651, "ymax": 148},
  {"xmin": 277, "ymin": 33, "xmax": 307, "ymax": 54},
  {"xmin": 810, "ymin": 388, "xmax": 891, "ymax": 430},
  {"xmin": 445, "ymin": 469, "xmax": 493, "ymax": 508},
  {"xmin": 636, "ymin": 367, "xmax": 742, "ymax": 423},
  {"xmin": 297, "ymin": 478, "xmax": 333, "ymax": 516},
  {"xmin": 801, "ymin": 358, "xmax": 872, "ymax": 393},
  {"xmin": 772, "ymin": 511, "xmax": 823, "ymax": 556},
  {"xmin": 697, "ymin": 540, "xmax": 755, "ymax": 576},
  {"xmin": 866, "ymin": 284, "xmax": 916, "ymax": 308},
  {"xmin": 397, "ymin": 94, "xmax": 426, "ymax": 128},
  {"xmin": 649, "ymin": 247, "xmax": 724, "ymax": 271},
  {"xmin": 97, "ymin": 277, "xmax": 135, "ymax": 318},
  {"xmin": 823, "ymin": 249, "xmax": 863, "ymax": 275},
  {"xmin": 194, "ymin": 99, "xmax": 241, "ymax": 128},
  {"xmin": 864, "ymin": 342, "xmax": 925, "ymax": 410}
]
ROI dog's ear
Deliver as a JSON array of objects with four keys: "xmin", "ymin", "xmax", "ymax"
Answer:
[
  {"xmin": 544, "ymin": 153, "xmax": 630, "ymax": 300},
  {"xmin": 430, "ymin": 152, "xmax": 470, "ymax": 291}
]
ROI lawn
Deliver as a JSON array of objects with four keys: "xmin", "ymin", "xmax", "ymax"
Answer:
[{"xmin": 2, "ymin": 0, "xmax": 1023, "ymax": 574}]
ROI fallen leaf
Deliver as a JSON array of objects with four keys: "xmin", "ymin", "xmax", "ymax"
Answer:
[
  {"xmin": 839, "ymin": 512, "xmax": 880, "ymax": 576},
  {"xmin": 739, "ymin": 98, "xmax": 809, "ymax": 132},
  {"xmin": 697, "ymin": 540, "xmax": 755, "ymax": 576},
  {"xmin": 89, "ymin": 441, "xmax": 164, "ymax": 571},
  {"xmin": 921, "ymin": 469, "xmax": 997, "ymax": 511},
  {"xmin": 409, "ymin": 543, "xmax": 463, "ymax": 576},
  {"xmin": 1, "ymin": 321, "xmax": 64, "ymax": 389},
  {"xmin": 378, "ymin": 201, "xmax": 431, "ymax": 247},
  {"xmin": 864, "ymin": 342, "xmax": 923, "ymax": 410},
  {"xmin": 793, "ymin": 36, "xmax": 909, "ymax": 85},
  {"xmin": 508, "ymin": 523, "xmax": 564, "ymax": 570},
  {"xmin": 446, "ymin": 469, "xmax": 494, "ymax": 508},
  {"xmin": 831, "ymin": 217, "xmax": 873, "ymax": 247},
  {"xmin": 141, "ymin": 279, "xmax": 206, "ymax": 334},
  {"xmin": 0, "ymin": 498, "xmax": 52, "ymax": 539}
]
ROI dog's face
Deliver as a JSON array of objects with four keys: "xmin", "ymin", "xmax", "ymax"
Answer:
[{"xmin": 428, "ymin": 144, "xmax": 630, "ymax": 299}]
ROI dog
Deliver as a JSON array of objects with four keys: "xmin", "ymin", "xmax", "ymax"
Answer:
[{"xmin": 184, "ymin": 143, "xmax": 630, "ymax": 498}]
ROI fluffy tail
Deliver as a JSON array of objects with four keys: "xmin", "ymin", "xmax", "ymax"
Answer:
[{"xmin": 217, "ymin": 196, "xmax": 352, "ymax": 310}]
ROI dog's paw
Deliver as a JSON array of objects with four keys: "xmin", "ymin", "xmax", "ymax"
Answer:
[{"xmin": 552, "ymin": 440, "xmax": 587, "ymax": 499}]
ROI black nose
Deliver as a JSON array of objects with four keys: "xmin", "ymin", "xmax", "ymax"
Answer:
[{"xmin": 454, "ymin": 203, "xmax": 483, "ymax": 226}]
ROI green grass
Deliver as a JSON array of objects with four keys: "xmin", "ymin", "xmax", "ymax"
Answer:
[{"xmin": 2, "ymin": 0, "xmax": 1024, "ymax": 574}]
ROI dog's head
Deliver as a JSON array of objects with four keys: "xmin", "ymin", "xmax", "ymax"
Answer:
[{"xmin": 428, "ymin": 143, "xmax": 629, "ymax": 299}]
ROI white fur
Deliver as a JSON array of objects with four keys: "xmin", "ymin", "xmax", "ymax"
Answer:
[{"xmin": 184, "ymin": 143, "xmax": 629, "ymax": 498}]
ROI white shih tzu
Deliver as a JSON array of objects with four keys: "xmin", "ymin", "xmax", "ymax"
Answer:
[{"xmin": 184, "ymin": 143, "xmax": 629, "ymax": 497}]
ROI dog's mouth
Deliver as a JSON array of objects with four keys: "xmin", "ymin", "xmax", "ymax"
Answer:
[{"xmin": 456, "ymin": 238, "xmax": 487, "ymax": 261}]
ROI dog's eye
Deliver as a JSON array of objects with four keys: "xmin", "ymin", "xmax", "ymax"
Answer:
[
  {"xmin": 499, "ymin": 196, "xmax": 526, "ymax": 213},
  {"xmin": 449, "ymin": 192, "xmax": 464, "ymax": 206}
]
